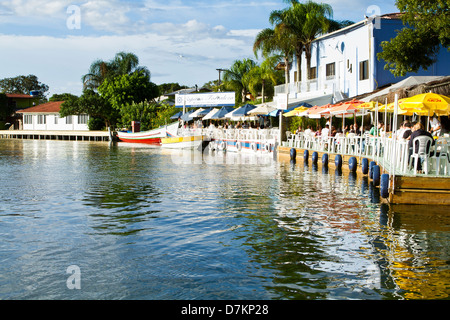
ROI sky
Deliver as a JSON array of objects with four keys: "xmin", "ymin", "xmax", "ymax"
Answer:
[{"xmin": 0, "ymin": 0, "xmax": 398, "ymax": 97}]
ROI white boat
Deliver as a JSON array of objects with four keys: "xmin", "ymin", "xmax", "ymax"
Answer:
[
  {"xmin": 161, "ymin": 125, "xmax": 210, "ymax": 150},
  {"xmin": 161, "ymin": 135, "xmax": 208, "ymax": 150},
  {"xmin": 210, "ymin": 138, "xmax": 275, "ymax": 153},
  {"xmin": 207, "ymin": 128, "xmax": 278, "ymax": 153},
  {"xmin": 117, "ymin": 122, "xmax": 179, "ymax": 144}
]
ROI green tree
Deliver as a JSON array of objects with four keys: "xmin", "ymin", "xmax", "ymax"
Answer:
[
  {"xmin": 267, "ymin": 1, "xmax": 333, "ymax": 83},
  {"xmin": 0, "ymin": 74, "xmax": 49, "ymax": 102},
  {"xmin": 244, "ymin": 56, "xmax": 282, "ymax": 103},
  {"xmin": 119, "ymin": 100, "xmax": 157, "ymax": 131},
  {"xmin": 253, "ymin": 27, "xmax": 294, "ymax": 89},
  {"xmin": 289, "ymin": 1, "xmax": 333, "ymax": 80},
  {"xmin": 82, "ymin": 52, "xmax": 150, "ymax": 90},
  {"xmin": 59, "ymin": 89, "xmax": 119, "ymax": 128},
  {"xmin": 120, "ymin": 101, "xmax": 175, "ymax": 130},
  {"xmin": 378, "ymin": 0, "xmax": 450, "ymax": 76},
  {"xmin": 0, "ymin": 93, "xmax": 14, "ymax": 120},
  {"xmin": 151, "ymin": 103, "xmax": 177, "ymax": 128},
  {"xmin": 98, "ymin": 70, "xmax": 159, "ymax": 112},
  {"xmin": 223, "ymin": 58, "xmax": 257, "ymax": 103},
  {"xmin": 157, "ymin": 83, "xmax": 188, "ymax": 95},
  {"xmin": 49, "ymin": 93, "xmax": 78, "ymax": 102},
  {"xmin": 268, "ymin": 4, "xmax": 303, "ymax": 83}
]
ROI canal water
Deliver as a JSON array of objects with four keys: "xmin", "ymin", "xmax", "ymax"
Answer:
[{"xmin": 0, "ymin": 139, "xmax": 449, "ymax": 300}]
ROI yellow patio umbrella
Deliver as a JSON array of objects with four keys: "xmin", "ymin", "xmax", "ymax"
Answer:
[
  {"xmin": 379, "ymin": 99, "xmax": 410, "ymax": 114},
  {"xmin": 400, "ymin": 93, "xmax": 450, "ymax": 116},
  {"xmin": 356, "ymin": 101, "xmax": 378, "ymax": 111},
  {"xmin": 283, "ymin": 106, "xmax": 310, "ymax": 117}
]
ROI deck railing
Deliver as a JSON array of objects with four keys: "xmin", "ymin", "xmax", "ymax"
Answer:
[
  {"xmin": 282, "ymin": 132, "xmax": 450, "ymax": 177},
  {"xmin": 178, "ymin": 127, "xmax": 281, "ymax": 145}
]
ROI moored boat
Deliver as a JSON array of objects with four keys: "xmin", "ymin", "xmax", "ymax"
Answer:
[
  {"xmin": 161, "ymin": 135, "xmax": 208, "ymax": 150},
  {"xmin": 209, "ymin": 137, "xmax": 276, "ymax": 153},
  {"xmin": 117, "ymin": 122, "xmax": 179, "ymax": 144}
]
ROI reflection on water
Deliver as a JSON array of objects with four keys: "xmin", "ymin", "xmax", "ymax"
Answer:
[{"xmin": 0, "ymin": 139, "xmax": 449, "ymax": 300}]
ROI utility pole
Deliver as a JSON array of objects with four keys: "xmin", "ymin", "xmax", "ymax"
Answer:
[{"xmin": 216, "ymin": 68, "xmax": 226, "ymax": 92}]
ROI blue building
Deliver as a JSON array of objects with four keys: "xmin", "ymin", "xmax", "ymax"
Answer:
[{"xmin": 272, "ymin": 13, "xmax": 450, "ymax": 108}]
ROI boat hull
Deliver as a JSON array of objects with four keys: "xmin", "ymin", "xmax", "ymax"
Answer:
[
  {"xmin": 161, "ymin": 135, "xmax": 207, "ymax": 149},
  {"xmin": 117, "ymin": 128, "xmax": 166, "ymax": 144},
  {"xmin": 210, "ymin": 139, "xmax": 275, "ymax": 153}
]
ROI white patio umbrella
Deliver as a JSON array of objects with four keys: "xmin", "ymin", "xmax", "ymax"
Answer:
[
  {"xmin": 202, "ymin": 108, "xmax": 220, "ymax": 121},
  {"xmin": 247, "ymin": 104, "xmax": 277, "ymax": 116},
  {"xmin": 188, "ymin": 108, "xmax": 205, "ymax": 118}
]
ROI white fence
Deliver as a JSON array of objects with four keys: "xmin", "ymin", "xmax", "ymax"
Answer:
[
  {"xmin": 178, "ymin": 127, "xmax": 280, "ymax": 143},
  {"xmin": 282, "ymin": 132, "xmax": 450, "ymax": 176}
]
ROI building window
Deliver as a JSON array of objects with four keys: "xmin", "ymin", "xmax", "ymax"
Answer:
[
  {"xmin": 66, "ymin": 115, "xmax": 72, "ymax": 124},
  {"xmin": 359, "ymin": 60, "xmax": 369, "ymax": 80},
  {"xmin": 24, "ymin": 115, "xmax": 33, "ymax": 124},
  {"xmin": 78, "ymin": 114, "xmax": 89, "ymax": 124},
  {"xmin": 326, "ymin": 63, "xmax": 335, "ymax": 78},
  {"xmin": 37, "ymin": 115, "xmax": 46, "ymax": 125},
  {"xmin": 308, "ymin": 67, "xmax": 317, "ymax": 80},
  {"xmin": 294, "ymin": 70, "xmax": 301, "ymax": 82},
  {"xmin": 54, "ymin": 115, "xmax": 59, "ymax": 124}
]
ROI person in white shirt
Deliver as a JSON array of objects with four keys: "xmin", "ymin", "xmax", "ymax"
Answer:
[
  {"xmin": 321, "ymin": 125, "xmax": 330, "ymax": 137},
  {"xmin": 304, "ymin": 126, "xmax": 312, "ymax": 136},
  {"xmin": 429, "ymin": 116, "xmax": 441, "ymax": 136}
]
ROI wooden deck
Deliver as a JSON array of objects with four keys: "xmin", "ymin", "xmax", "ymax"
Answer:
[
  {"xmin": 0, "ymin": 130, "xmax": 112, "ymax": 142},
  {"xmin": 278, "ymin": 145, "xmax": 450, "ymax": 206}
]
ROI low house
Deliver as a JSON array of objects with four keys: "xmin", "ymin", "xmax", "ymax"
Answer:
[
  {"xmin": 17, "ymin": 101, "xmax": 89, "ymax": 131},
  {"xmin": 5, "ymin": 93, "xmax": 40, "ymax": 109}
]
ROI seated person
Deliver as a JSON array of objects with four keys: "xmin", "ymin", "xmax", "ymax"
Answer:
[
  {"xmin": 429, "ymin": 116, "xmax": 441, "ymax": 136},
  {"xmin": 408, "ymin": 122, "xmax": 435, "ymax": 172},
  {"xmin": 321, "ymin": 125, "xmax": 330, "ymax": 137},
  {"xmin": 369, "ymin": 121, "xmax": 384, "ymax": 137},
  {"xmin": 402, "ymin": 122, "xmax": 412, "ymax": 140},
  {"xmin": 315, "ymin": 127, "xmax": 322, "ymax": 137},
  {"xmin": 352, "ymin": 123, "xmax": 361, "ymax": 136},
  {"xmin": 304, "ymin": 126, "xmax": 312, "ymax": 136}
]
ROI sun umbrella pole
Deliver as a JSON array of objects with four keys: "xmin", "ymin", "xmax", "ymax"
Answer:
[
  {"xmin": 391, "ymin": 94, "xmax": 399, "ymax": 193},
  {"xmin": 361, "ymin": 110, "xmax": 364, "ymax": 157}
]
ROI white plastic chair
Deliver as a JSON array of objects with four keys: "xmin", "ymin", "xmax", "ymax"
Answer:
[
  {"xmin": 334, "ymin": 133, "xmax": 344, "ymax": 153},
  {"xmin": 432, "ymin": 138, "xmax": 449, "ymax": 175},
  {"xmin": 409, "ymin": 136, "xmax": 434, "ymax": 175},
  {"xmin": 346, "ymin": 133, "xmax": 358, "ymax": 154}
]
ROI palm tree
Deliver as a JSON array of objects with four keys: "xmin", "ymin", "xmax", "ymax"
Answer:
[
  {"xmin": 290, "ymin": 1, "xmax": 333, "ymax": 80},
  {"xmin": 223, "ymin": 58, "xmax": 257, "ymax": 103},
  {"xmin": 244, "ymin": 56, "xmax": 282, "ymax": 103},
  {"xmin": 269, "ymin": 7, "xmax": 304, "ymax": 84},
  {"xmin": 82, "ymin": 59, "xmax": 113, "ymax": 91},
  {"xmin": 111, "ymin": 51, "xmax": 151, "ymax": 79},
  {"xmin": 82, "ymin": 52, "xmax": 150, "ymax": 91},
  {"xmin": 253, "ymin": 26, "xmax": 294, "ymax": 92},
  {"xmin": 269, "ymin": 1, "xmax": 334, "ymax": 84}
]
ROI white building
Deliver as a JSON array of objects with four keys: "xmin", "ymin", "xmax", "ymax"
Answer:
[
  {"xmin": 18, "ymin": 101, "xmax": 89, "ymax": 131},
  {"xmin": 273, "ymin": 13, "xmax": 450, "ymax": 108}
]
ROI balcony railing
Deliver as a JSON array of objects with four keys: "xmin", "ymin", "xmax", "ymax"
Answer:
[{"xmin": 274, "ymin": 82, "xmax": 302, "ymax": 96}]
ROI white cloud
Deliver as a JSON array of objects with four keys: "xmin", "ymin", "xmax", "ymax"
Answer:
[
  {"xmin": 79, "ymin": 0, "xmax": 134, "ymax": 33},
  {"xmin": 1, "ymin": 0, "xmax": 71, "ymax": 16},
  {"xmin": 1, "ymin": 0, "xmax": 400, "ymax": 98},
  {"xmin": 0, "ymin": 21, "xmax": 257, "ymax": 96}
]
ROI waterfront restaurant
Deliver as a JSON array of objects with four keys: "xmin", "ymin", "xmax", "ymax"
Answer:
[
  {"xmin": 271, "ymin": 13, "xmax": 450, "ymax": 109},
  {"xmin": 17, "ymin": 101, "xmax": 89, "ymax": 131}
]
